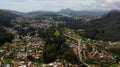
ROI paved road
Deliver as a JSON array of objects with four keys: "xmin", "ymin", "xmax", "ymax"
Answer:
[
  {"xmin": 77, "ymin": 39, "xmax": 91, "ymax": 67},
  {"xmin": 64, "ymin": 34, "xmax": 91, "ymax": 67}
]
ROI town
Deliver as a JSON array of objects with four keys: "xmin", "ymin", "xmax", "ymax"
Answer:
[{"xmin": 0, "ymin": 13, "xmax": 120, "ymax": 67}]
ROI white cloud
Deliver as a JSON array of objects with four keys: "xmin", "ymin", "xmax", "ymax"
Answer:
[
  {"xmin": 95, "ymin": 0, "xmax": 120, "ymax": 10},
  {"xmin": 0, "ymin": 0, "xmax": 120, "ymax": 12}
]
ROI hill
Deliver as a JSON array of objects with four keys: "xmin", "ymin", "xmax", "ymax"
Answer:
[
  {"xmin": 59, "ymin": 8, "xmax": 108, "ymax": 19},
  {"xmin": 0, "ymin": 26, "xmax": 13, "ymax": 45},
  {"xmin": 8, "ymin": 10, "xmax": 25, "ymax": 16},
  {"xmin": 83, "ymin": 10, "xmax": 120, "ymax": 41},
  {"xmin": 0, "ymin": 9, "xmax": 18, "ymax": 26},
  {"xmin": 25, "ymin": 11, "xmax": 58, "ymax": 17}
]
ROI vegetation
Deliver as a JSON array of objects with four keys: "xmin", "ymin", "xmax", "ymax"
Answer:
[
  {"xmin": 0, "ymin": 26, "xmax": 13, "ymax": 46},
  {"xmin": 43, "ymin": 25, "xmax": 78, "ymax": 63},
  {"xmin": 0, "ymin": 9, "xmax": 18, "ymax": 26},
  {"xmin": 83, "ymin": 10, "xmax": 120, "ymax": 41},
  {"xmin": 1, "ymin": 9, "xmax": 120, "ymax": 66}
]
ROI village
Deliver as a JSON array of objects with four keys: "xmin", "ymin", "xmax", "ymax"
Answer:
[{"xmin": 0, "ymin": 15, "xmax": 120, "ymax": 67}]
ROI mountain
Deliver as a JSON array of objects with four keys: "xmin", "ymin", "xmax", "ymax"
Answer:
[
  {"xmin": 59, "ymin": 8, "xmax": 108, "ymax": 19},
  {"xmin": 26, "ymin": 11, "xmax": 58, "ymax": 17},
  {"xmin": 1, "ymin": 9, "xmax": 26, "ymax": 16},
  {"xmin": 0, "ymin": 9, "xmax": 18, "ymax": 26},
  {"xmin": 8, "ymin": 10, "xmax": 25, "ymax": 16},
  {"xmin": 0, "ymin": 9, "xmax": 108, "ymax": 18},
  {"xmin": 84, "ymin": 10, "xmax": 120, "ymax": 41},
  {"xmin": 59, "ymin": 8, "xmax": 76, "ymax": 14}
]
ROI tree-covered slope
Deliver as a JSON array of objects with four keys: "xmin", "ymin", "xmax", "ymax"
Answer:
[
  {"xmin": 0, "ymin": 26, "xmax": 13, "ymax": 45},
  {"xmin": 0, "ymin": 9, "xmax": 18, "ymax": 26},
  {"xmin": 84, "ymin": 10, "xmax": 120, "ymax": 41}
]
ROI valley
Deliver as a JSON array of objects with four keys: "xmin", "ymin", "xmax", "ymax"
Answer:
[{"xmin": 0, "ymin": 9, "xmax": 120, "ymax": 67}]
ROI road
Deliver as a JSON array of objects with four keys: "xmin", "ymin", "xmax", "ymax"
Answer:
[
  {"xmin": 77, "ymin": 39, "xmax": 91, "ymax": 67},
  {"xmin": 64, "ymin": 34, "xmax": 91, "ymax": 67}
]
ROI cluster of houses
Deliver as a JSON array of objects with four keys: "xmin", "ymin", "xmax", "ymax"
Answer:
[
  {"xmin": 0, "ymin": 26, "xmax": 44, "ymax": 67},
  {"xmin": 81, "ymin": 39, "xmax": 113, "ymax": 56},
  {"xmin": 1, "ymin": 27, "xmax": 80, "ymax": 67},
  {"xmin": 42, "ymin": 59, "xmax": 79, "ymax": 67},
  {"xmin": 12, "ymin": 17, "xmax": 52, "ymax": 30},
  {"xmin": 1, "ymin": 15, "xmax": 118, "ymax": 67},
  {"xmin": 70, "ymin": 38, "xmax": 115, "ymax": 64},
  {"xmin": 30, "ymin": 23, "xmax": 51, "ymax": 29}
]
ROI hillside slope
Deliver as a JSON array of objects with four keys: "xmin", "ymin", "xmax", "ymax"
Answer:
[
  {"xmin": 0, "ymin": 9, "xmax": 18, "ymax": 26},
  {"xmin": 0, "ymin": 26, "xmax": 13, "ymax": 45},
  {"xmin": 84, "ymin": 10, "xmax": 120, "ymax": 41}
]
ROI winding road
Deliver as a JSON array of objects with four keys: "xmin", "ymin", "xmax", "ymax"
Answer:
[
  {"xmin": 77, "ymin": 39, "xmax": 91, "ymax": 67},
  {"xmin": 64, "ymin": 34, "xmax": 91, "ymax": 67}
]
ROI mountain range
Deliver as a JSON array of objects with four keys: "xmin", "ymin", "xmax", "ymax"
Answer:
[
  {"xmin": 3, "ymin": 8, "xmax": 109, "ymax": 18},
  {"xmin": 59, "ymin": 8, "xmax": 108, "ymax": 16}
]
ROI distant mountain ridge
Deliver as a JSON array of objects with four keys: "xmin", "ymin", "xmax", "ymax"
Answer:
[
  {"xmin": 59, "ymin": 8, "xmax": 108, "ymax": 17},
  {"xmin": 26, "ymin": 11, "xmax": 58, "ymax": 17},
  {"xmin": 8, "ymin": 10, "xmax": 25, "ymax": 16},
  {"xmin": 1, "ymin": 9, "xmax": 108, "ymax": 18}
]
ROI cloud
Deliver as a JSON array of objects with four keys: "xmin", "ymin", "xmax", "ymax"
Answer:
[
  {"xmin": 95, "ymin": 0, "xmax": 120, "ymax": 10},
  {"xmin": 0, "ymin": 0, "xmax": 95, "ymax": 12},
  {"xmin": 0, "ymin": 0, "xmax": 120, "ymax": 12},
  {"xmin": 2, "ymin": 0, "xmax": 27, "ymax": 2}
]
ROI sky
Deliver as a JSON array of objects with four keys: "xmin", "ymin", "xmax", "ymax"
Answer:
[{"xmin": 0, "ymin": 0, "xmax": 120, "ymax": 12}]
